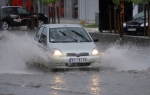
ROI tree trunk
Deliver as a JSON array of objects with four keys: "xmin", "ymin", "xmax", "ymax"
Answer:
[
  {"xmin": 114, "ymin": 5, "xmax": 117, "ymax": 34},
  {"xmin": 27, "ymin": 5, "xmax": 29, "ymax": 29},
  {"xmin": 0, "ymin": 5, "xmax": 2, "ymax": 30},
  {"xmin": 119, "ymin": 0, "xmax": 124, "ymax": 39},
  {"xmin": 117, "ymin": 5, "xmax": 120, "ymax": 34},
  {"xmin": 57, "ymin": 6, "xmax": 60, "ymax": 23},
  {"xmin": 109, "ymin": 5, "xmax": 112, "ymax": 33},
  {"xmin": 36, "ymin": 3, "xmax": 39, "ymax": 28},
  {"xmin": 144, "ymin": 4, "xmax": 147, "ymax": 36},
  {"xmin": 148, "ymin": 2, "xmax": 150, "ymax": 37},
  {"xmin": 31, "ymin": 5, "xmax": 35, "ymax": 30}
]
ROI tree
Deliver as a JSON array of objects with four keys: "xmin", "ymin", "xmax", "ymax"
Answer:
[
  {"xmin": 29, "ymin": 0, "xmax": 38, "ymax": 29},
  {"xmin": 42, "ymin": 0, "xmax": 59, "ymax": 24},
  {"xmin": 113, "ymin": 0, "xmax": 149, "ymax": 4},
  {"xmin": 112, "ymin": 0, "xmax": 150, "ymax": 38},
  {"xmin": 41, "ymin": 0, "xmax": 58, "ymax": 6},
  {"xmin": 29, "ymin": 0, "xmax": 58, "ymax": 29}
]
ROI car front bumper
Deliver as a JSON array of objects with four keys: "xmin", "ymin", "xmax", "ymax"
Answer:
[
  {"xmin": 124, "ymin": 27, "xmax": 147, "ymax": 35},
  {"xmin": 48, "ymin": 55, "xmax": 101, "ymax": 68}
]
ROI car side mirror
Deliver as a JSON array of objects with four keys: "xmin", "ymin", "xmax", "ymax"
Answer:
[
  {"xmin": 93, "ymin": 39, "xmax": 99, "ymax": 42},
  {"xmin": 39, "ymin": 38, "xmax": 47, "ymax": 44}
]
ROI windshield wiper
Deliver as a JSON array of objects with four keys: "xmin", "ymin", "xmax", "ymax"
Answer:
[
  {"xmin": 59, "ymin": 31, "xmax": 78, "ymax": 42},
  {"xmin": 71, "ymin": 30, "xmax": 90, "ymax": 42}
]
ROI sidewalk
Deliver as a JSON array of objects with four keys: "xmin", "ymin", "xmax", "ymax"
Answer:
[
  {"xmin": 59, "ymin": 19, "xmax": 95, "ymax": 24},
  {"xmin": 60, "ymin": 19, "xmax": 99, "ymax": 33},
  {"xmin": 11, "ymin": 26, "xmax": 99, "ymax": 33},
  {"xmin": 9, "ymin": 19, "xmax": 99, "ymax": 33},
  {"xmin": 59, "ymin": 19, "xmax": 81, "ymax": 24}
]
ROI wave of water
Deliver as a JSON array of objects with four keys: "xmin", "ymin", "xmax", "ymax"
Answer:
[
  {"xmin": 100, "ymin": 44, "xmax": 150, "ymax": 71},
  {"xmin": 0, "ymin": 31, "xmax": 150, "ymax": 74},
  {"xmin": 0, "ymin": 31, "xmax": 49, "ymax": 74}
]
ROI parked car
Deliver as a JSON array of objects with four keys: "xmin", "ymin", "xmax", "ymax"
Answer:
[
  {"xmin": 124, "ymin": 10, "xmax": 148, "ymax": 35},
  {"xmin": 34, "ymin": 24, "xmax": 102, "ymax": 69},
  {"xmin": 1, "ymin": 6, "xmax": 48, "ymax": 30}
]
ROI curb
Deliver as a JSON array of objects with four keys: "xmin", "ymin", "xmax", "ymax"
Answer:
[{"xmin": 84, "ymin": 28, "xmax": 99, "ymax": 33}]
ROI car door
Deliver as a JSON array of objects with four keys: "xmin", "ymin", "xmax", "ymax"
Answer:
[
  {"xmin": 17, "ymin": 7, "xmax": 30, "ymax": 25},
  {"xmin": 38, "ymin": 27, "xmax": 49, "ymax": 51},
  {"xmin": 34, "ymin": 26, "xmax": 44, "ymax": 41},
  {"xmin": 2, "ymin": 7, "xmax": 18, "ymax": 19}
]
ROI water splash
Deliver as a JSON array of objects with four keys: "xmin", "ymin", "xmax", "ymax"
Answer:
[
  {"xmin": 0, "ymin": 31, "xmax": 49, "ymax": 74},
  {"xmin": 100, "ymin": 44, "xmax": 150, "ymax": 71},
  {"xmin": 1, "ymin": 31, "xmax": 150, "ymax": 73}
]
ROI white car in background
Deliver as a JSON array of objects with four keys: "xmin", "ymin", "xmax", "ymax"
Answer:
[{"xmin": 34, "ymin": 24, "xmax": 102, "ymax": 69}]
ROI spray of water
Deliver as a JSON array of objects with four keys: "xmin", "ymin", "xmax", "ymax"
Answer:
[
  {"xmin": 100, "ymin": 44, "xmax": 150, "ymax": 71},
  {"xmin": 0, "ymin": 31, "xmax": 150, "ymax": 73},
  {"xmin": 0, "ymin": 31, "xmax": 49, "ymax": 74}
]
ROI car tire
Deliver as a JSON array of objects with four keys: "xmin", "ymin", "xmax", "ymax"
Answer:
[
  {"xmin": 27, "ymin": 23, "xmax": 32, "ymax": 29},
  {"xmin": 2, "ymin": 21, "xmax": 9, "ymax": 30},
  {"xmin": 38, "ymin": 20, "xmax": 44, "ymax": 28}
]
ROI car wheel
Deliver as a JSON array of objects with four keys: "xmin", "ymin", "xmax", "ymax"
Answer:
[
  {"xmin": 27, "ymin": 23, "xmax": 32, "ymax": 29},
  {"xmin": 2, "ymin": 21, "xmax": 9, "ymax": 30},
  {"xmin": 38, "ymin": 20, "xmax": 44, "ymax": 28}
]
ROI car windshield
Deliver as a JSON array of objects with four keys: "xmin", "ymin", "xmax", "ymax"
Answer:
[
  {"xmin": 17, "ymin": 7, "xmax": 30, "ymax": 14},
  {"xmin": 133, "ymin": 11, "xmax": 148, "ymax": 20},
  {"xmin": 49, "ymin": 27, "xmax": 92, "ymax": 43}
]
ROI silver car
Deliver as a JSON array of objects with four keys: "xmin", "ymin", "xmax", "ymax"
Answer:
[{"xmin": 34, "ymin": 24, "xmax": 102, "ymax": 69}]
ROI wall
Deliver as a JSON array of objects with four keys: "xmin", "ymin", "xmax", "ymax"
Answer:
[
  {"xmin": 79, "ymin": 0, "xmax": 98, "ymax": 23},
  {"xmin": 0, "ymin": 0, "xmax": 8, "ymax": 7}
]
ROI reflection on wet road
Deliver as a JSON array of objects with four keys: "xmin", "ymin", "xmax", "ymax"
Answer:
[{"xmin": 1, "ymin": 68, "xmax": 150, "ymax": 95}]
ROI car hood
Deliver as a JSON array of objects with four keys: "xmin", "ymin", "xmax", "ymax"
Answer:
[
  {"xmin": 49, "ymin": 42, "xmax": 97, "ymax": 54},
  {"xmin": 126, "ymin": 19, "xmax": 147, "ymax": 25}
]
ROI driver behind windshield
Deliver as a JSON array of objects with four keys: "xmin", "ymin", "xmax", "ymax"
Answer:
[{"xmin": 50, "ymin": 30, "xmax": 59, "ymax": 41}]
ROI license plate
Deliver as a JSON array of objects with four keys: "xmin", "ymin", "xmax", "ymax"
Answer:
[
  {"xmin": 127, "ymin": 28, "xmax": 136, "ymax": 31},
  {"xmin": 69, "ymin": 58, "xmax": 87, "ymax": 63}
]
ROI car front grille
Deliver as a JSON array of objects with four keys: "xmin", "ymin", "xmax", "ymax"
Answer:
[
  {"xmin": 66, "ymin": 53, "xmax": 89, "ymax": 57},
  {"xmin": 68, "ymin": 63, "xmax": 91, "ymax": 67}
]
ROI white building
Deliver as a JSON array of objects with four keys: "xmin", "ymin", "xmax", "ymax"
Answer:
[
  {"xmin": 39, "ymin": 0, "xmax": 99, "ymax": 24},
  {"xmin": 78, "ymin": 0, "xmax": 99, "ymax": 23}
]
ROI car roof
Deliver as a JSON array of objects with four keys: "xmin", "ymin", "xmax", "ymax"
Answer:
[
  {"xmin": 42, "ymin": 24, "xmax": 83, "ymax": 28},
  {"xmin": 2, "ymin": 6, "xmax": 22, "ymax": 8}
]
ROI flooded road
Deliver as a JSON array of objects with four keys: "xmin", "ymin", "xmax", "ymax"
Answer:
[{"xmin": 0, "ymin": 30, "xmax": 150, "ymax": 95}]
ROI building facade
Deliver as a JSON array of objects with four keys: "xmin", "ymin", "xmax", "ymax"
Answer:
[
  {"xmin": 0, "ymin": 0, "xmax": 145, "ymax": 24},
  {"xmin": 57, "ymin": 0, "xmax": 99, "ymax": 23},
  {"xmin": 9, "ymin": 0, "xmax": 99, "ymax": 23}
]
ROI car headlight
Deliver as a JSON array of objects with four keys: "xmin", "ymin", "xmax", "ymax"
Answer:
[
  {"xmin": 123, "ymin": 23, "xmax": 126, "ymax": 27},
  {"xmin": 44, "ymin": 15, "xmax": 48, "ymax": 17},
  {"xmin": 141, "ymin": 23, "xmax": 148, "ymax": 27},
  {"xmin": 52, "ymin": 49, "xmax": 63, "ymax": 57},
  {"xmin": 92, "ymin": 48, "xmax": 100, "ymax": 56}
]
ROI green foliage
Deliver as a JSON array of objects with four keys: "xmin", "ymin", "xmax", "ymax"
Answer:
[
  {"xmin": 113, "ymin": 0, "xmax": 120, "ymax": 5},
  {"xmin": 82, "ymin": 24, "xmax": 98, "ymax": 28},
  {"xmin": 42, "ymin": 0, "xmax": 58, "ymax": 6},
  {"xmin": 113, "ymin": 0, "xmax": 149, "ymax": 5},
  {"xmin": 8, "ymin": 0, "xmax": 12, "ymax": 4},
  {"xmin": 126, "ymin": 0, "xmax": 149, "ymax": 4}
]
